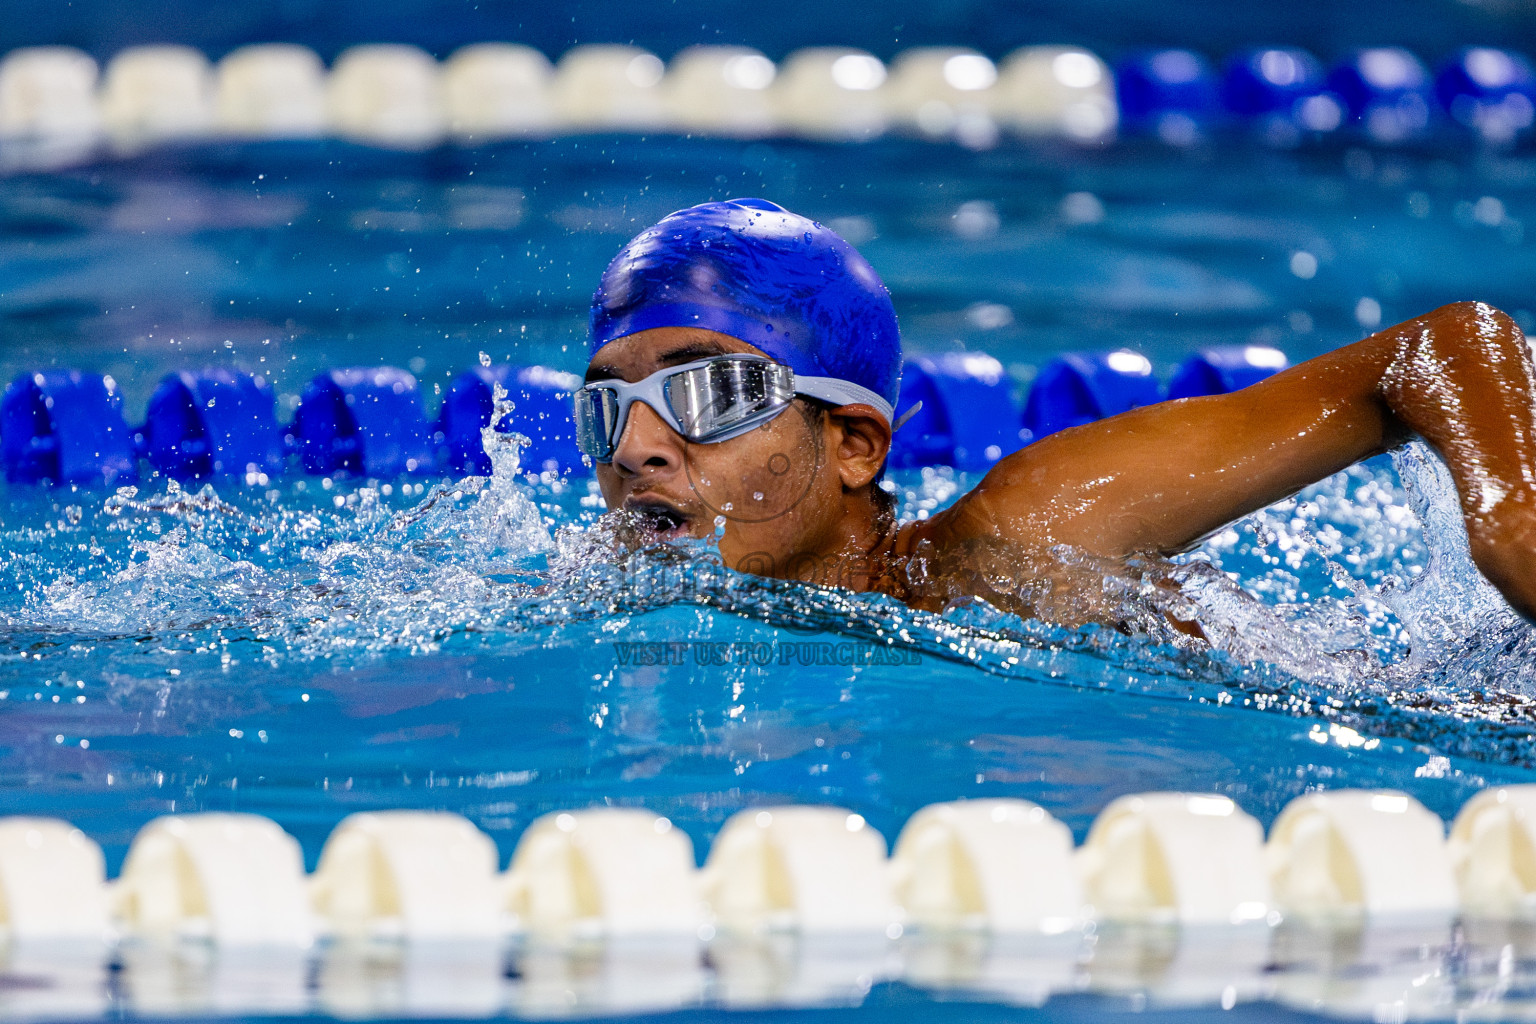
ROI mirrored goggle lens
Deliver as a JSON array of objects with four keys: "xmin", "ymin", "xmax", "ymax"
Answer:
[
  {"xmin": 573, "ymin": 387, "xmax": 619, "ymax": 461},
  {"xmin": 665, "ymin": 360, "xmax": 794, "ymax": 442}
]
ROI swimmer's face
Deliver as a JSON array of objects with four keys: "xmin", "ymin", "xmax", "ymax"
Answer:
[{"xmin": 585, "ymin": 327, "xmax": 890, "ymax": 578}]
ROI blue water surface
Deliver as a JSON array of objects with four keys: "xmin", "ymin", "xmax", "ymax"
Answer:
[{"xmin": 4, "ymin": 135, "xmax": 1536, "ymax": 1020}]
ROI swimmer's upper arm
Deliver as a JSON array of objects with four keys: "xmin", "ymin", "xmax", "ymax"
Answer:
[
  {"xmin": 929, "ymin": 326, "xmax": 1407, "ymax": 559},
  {"xmin": 921, "ymin": 302, "xmax": 1536, "ymax": 621},
  {"xmin": 992, "ymin": 388, "xmax": 1387, "ymax": 557}
]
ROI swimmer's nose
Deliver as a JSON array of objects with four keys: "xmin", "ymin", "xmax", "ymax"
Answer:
[{"xmin": 610, "ymin": 400, "xmax": 685, "ymax": 478}]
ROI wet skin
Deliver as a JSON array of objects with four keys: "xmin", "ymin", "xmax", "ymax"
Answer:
[{"xmin": 588, "ymin": 302, "xmax": 1536, "ymax": 624}]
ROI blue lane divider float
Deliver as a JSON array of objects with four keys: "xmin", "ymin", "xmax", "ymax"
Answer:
[
  {"xmin": 1108, "ymin": 44, "xmax": 1532, "ymax": 147},
  {"xmin": 1221, "ymin": 48, "xmax": 1344, "ymax": 138},
  {"xmin": 1327, "ymin": 47, "xmax": 1433, "ymax": 144},
  {"xmin": 140, "ymin": 369, "xmax": 284, "ymax": 480},
  {"xmin": 1022, "ymin": 349, "xmax": 1162, "ymax": 441},
  {"xmin": 888, "ymin": 353, "xmax": 1025, "ymax": 471},
  {"xmin": 1436, "ymin": 47, "xmax": 1536, "ymax": 143},
  {"xmin": 0, "ymin": 345, "xmax": 1293, "ymax": 486},
  {"xmin": 1165, "ymin": 344, "xmax": 1290, "ymax": 400},
  {"xmin": 291, "ymin": 367, "xmax": 436, "ymax": 477},
  {"xmin": 1115, "ymin": 49, "xmax": 1219, "ymax": 143},
  {"xmin": 437, "ymin": 364, "xmax": 584, "ymax": 477},
  {"xmin": 1221, "ymin": 48, "xmax": 1325, "ymax": 117},
  {"xmin": 1, "ymin": 370, "xmax": 137, "ymax": 486}
]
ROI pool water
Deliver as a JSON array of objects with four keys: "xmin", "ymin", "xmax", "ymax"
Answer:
[{"xmin": 4, "ymin": 134, "xmax": 1536, "ymax": 1020}]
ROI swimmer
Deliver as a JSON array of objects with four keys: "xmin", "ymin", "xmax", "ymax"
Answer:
[{"xmin": 579, "ymin": 198, "xmax": 1536, "ymax": 627}]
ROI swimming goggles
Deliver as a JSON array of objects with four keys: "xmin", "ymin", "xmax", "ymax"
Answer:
[{"xmin": 573, "ymin": 355, "xmax": 895, "ymax": 463}]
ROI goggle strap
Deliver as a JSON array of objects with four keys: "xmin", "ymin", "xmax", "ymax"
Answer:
[{"xmin": 792, "ymin": 375, "xmax": 895, "ymax": 423}]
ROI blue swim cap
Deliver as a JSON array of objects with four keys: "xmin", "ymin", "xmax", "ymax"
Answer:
[{"xmin": 589, "ymin": 198, "xmax": 902, "ymax": 410}]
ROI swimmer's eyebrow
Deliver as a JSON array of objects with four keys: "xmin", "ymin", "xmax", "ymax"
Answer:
[
  {"xmin": 655, "ymin": 341, "xmax": 729, "ymax": 366},
  {"xmin": 583, "ymin": 340, "xmax": 730, "ymax": 383}
]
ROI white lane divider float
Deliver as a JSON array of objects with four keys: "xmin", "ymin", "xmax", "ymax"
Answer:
[
  {"xmin": 890, "ymin": 798, "xmax": 1081, "ymax": 933},
  {"xmin": 214, "ymin": 43, "xmax": 328, "ymax": 139},
  {"xmin": 1079, "ymin": 792, "xmax": 1270, "ymax": 924},
  {"xmin": 505, "ymin": 808, "xmax": 702, "ymax": 937},
  {"xmin": 992, "ymin": 46, "xmax": 1117, "ymax": 141},
  {"xmin": 441, "ymin": 43, "xmax": 554, "ymax": 141},
  {"xmin": 113, "ymin": 812, "xmax": 312, "ymax": 945},
  {"xmin": 663, "ymin": 45, "xmax": 779, "ymax": 138},
  {"xmin": 0, "ymin": 46, "xmax": 101, "ymax": 168},
  {"xmin": 550, "ymin": 44, "xmax": 667, "ymax": 131},
  {"xmin": 701, "ymin": 805, "xmax": 897, "ymax": 935},
  {"xmin": 1450, "ymin": 784, "xmax": 1536, "ymax": 916},
  {"xmin": 0, "ymin": 40, "xmax": 1126, "ymax": 165},
  {"xmin": 883, "ymin": 47, "xmax": 999, "ymax": 147},
  {"xmin": 310, "ymin": 811, "xmax": 502, "ymax": 940},
  {"xmin": 0, "ymin": 818, "xmax": 112, "ymax": 1018},
  {"xmin": 0, "ymin": 817, "xmax": 108, "ymax": 939},
  {"xmin": 770, "ymin": 47, "xmax": 889, "ymax": 141},
  {"xmin": 326, "ymin": 44, "xmax": 446, "ymax": 150},
  {"xmin": 99, "ymin": 45, "xmax": 214, "ymax": 147},
  {"xmin": 8, "ymin": 783, "xmax": 1529, "ymax": 949},
  {"xmin": 1266, "ymin": 789, "xmax": 1457, "ymax": 918}
]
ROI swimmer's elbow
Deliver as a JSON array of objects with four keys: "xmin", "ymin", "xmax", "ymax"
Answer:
[
  {"xmin": 1418, "ymin": 300, "xmax": 1523, "ymax": 347},
  {"xmin": 1376, "ymin": 300, "xmax": 1527, "ymax": 409}
]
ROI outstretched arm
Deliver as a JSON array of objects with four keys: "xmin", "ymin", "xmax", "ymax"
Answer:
[{"xmin": 926, "ymin": 301, "xmax": 1536, "ymax": 618}]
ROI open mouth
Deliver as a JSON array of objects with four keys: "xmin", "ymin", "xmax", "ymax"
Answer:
[{"xmin": 620, "ymin": 500, "xmax": 693, "ymax": 543}]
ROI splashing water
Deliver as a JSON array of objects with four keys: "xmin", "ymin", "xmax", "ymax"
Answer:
[
  {"xmin": 3, "ymin": 427, "xmax": 1535, "ymax": 778},
  {"xmin": 2, "ymin": 392, "xmax": 554, "ymax": 658}
]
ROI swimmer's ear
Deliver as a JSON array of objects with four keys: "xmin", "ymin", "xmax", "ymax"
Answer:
[{"xmin": 827, "ymin": 404, "xmax": 891, "ymax": 491}]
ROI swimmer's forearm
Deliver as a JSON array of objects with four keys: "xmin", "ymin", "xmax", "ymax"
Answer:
[
  {"xmin": 943, "ymin": 342, "xmax": 1398, "ymax": 558},
  {"xmin": 1372, "ymin": 301, "xmax": 1536, "ymax": 618}
]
